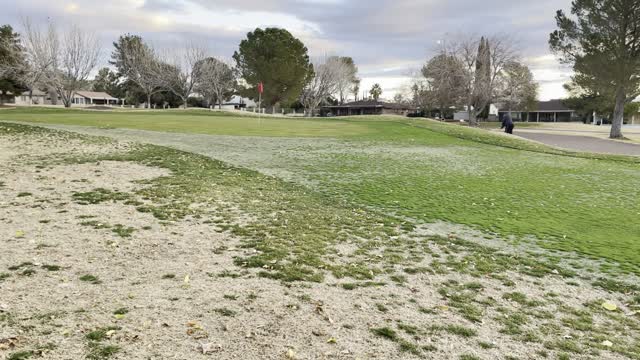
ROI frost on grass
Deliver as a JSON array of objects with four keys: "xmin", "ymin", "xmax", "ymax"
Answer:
[{"xmin": 1, "ymin": 122, "xmax": 639, "ymax": 360}]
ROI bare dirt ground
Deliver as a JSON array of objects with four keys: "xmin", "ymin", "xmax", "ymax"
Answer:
[{"xmin": 1, "ymin": 124, "xmax": 639, "ymax": 360}]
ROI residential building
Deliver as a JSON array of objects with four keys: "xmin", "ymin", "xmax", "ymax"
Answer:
[
  {"xmin": 498, "ymin": 100, "xmax": 578, "ymax": 122},
  {"xmin": 71, "ymin": 91, "xmax": 121, "ymax": 106},
  {"xmin": 12, "ymin": 90, "xmax": 50, "ymax": 105},
  {"xmin": 9, "ymin": 90, "xmax": 121, "ymax": 107},
  {"xmin": 320, "ymin": 100, "xmax": 416, "ymax": 117}
]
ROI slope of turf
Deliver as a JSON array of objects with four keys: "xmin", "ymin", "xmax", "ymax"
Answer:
[
  {"xmin": 0, "ymin": 107, "xmax": 376, "ymax": 138},
  {"xmin": 1, "ymin": 108, "xmax": 638, "ymax": 274}
]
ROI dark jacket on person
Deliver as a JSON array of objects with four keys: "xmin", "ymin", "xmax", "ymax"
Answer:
[
  {"xmin": 501, "ymin": 114, "xmax": 515, "ymax": 134},
  {"xmin": 501, "ymin": 115, "xmax": 514, "ymax": 129}
]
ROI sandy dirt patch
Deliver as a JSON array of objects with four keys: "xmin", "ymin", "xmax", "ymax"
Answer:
[{"xmin": 1, "ymin": 125, "xmax": 637, "ymax": 360}]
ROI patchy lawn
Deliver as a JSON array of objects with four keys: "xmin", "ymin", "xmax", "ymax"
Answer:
[{"xmin": 0, "ymin": 121, "xmax": 639, "ymax": 360}]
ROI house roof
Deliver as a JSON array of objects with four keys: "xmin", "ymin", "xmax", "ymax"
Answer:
[
  {"xmin": 499, "ymin": 99, "xmax": 574, "ymax": 112},
  {"xmin": 7, "ymin": 89, "xmax": 47, "ymax": 96},
  {"xmin": 74, "ymin": 91, "xmax": 119, "ymax": 100},
  {"xmin": 322, "ymin": 100, "xmax": 415, "ymax": 110},
  {"xmin": 536, "ymin": 99, "xmax": 574, "ymax": 112}
]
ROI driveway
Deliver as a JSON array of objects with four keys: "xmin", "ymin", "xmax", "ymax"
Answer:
[{"xmin": 516, "ymin": 132, "xmax": 640, "ymax": 156}]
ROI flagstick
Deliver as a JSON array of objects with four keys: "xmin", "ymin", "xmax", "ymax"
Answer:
[{"xmin": 258, "ymin": 90, "xmax": 262, "ymax": 126}]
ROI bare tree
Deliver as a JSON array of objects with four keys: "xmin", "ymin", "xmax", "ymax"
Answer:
[
  {"xmin": 22, "ymin": 21, "xmax": 100, "ymax": 108},
  {"xmin": 19, "ymin": 20, "xmax": 58, "ymax": 105},
  {"xmin": 497, "ymin": 61, "xmax": 538, "ymax": 118},
  {"xmin": 194, "ymin": 57, "xmax": 236, "ymax": 109},
  {"xmin": 52, "ymin": 26, "xmax": 100, "ymax": 107},
  {"xmin": 300, "ymin": 56, "xmax": 348, "ymax": 115},
  {"xmin": 422, "ymin": 50, "xmax": 467, "ymax": 117},
  {"xmin": 450, "ymin": 34, "xmax": 518, "ymax": 125},
  {"xmin": 158, "ymin": 45, "xmax": 208, "ymax": 109},
  {"xmin": 115, "ymin": 35, "xmax": 164, "ymax": 108},
  {"xmin": 333, "ymin": 57, "xmax": 359, "ymax": 104}
]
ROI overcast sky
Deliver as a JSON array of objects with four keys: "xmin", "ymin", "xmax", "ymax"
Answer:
[{"xmin": 0, "ymin": 0, "xmax": 574, "ymax": 101}]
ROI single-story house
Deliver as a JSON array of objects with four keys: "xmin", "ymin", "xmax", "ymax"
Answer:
[
  {"xmin": 11, "ymin": 90, "xmax": 121, "ymax": 106},
  {"xmin": 71, "ymin": 91, "xmax": 120, "ymax": 106},
  {"xmin": 12, "ymin": 90, "xmax": 51, "ymax": 105},
  {"xmin": 321, "ymin": 100, "xmax": 417, "ymax": 117},
  {"xmin": 498, "ymin": 100, "xmax": 578, "ymax": 122}
]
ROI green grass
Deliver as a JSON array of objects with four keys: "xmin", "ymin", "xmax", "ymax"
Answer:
[
  {"xmin": 72, "ymin": 188, "xmax": 131, "ymax": 205},
  {"xmin": 2, "ymin": 116, "xmax": 639, "ymax": 278},
  {"xmin": 4, "ymin": 107, "xmax": 633, "ymax": 161},
  {"xmin": 213, "ymin": 307, "xmax": 237, "ymax": 317},
  {"xmin": 111, "ymin": 224, "xmax": 135, "ymax": 238},
  {"xmin": 86, "ymin": 344, "xmax": 120, "ymax": 360},
  {"xmin": 85, "ymin": 326, "xmax": 121, "ymax": 360},
  {"xmin": 7, "ymin": 351, "xmax": 33, "ymax": 360},
  {"xmin": 9, "ymin": 108, "xmax": 633, "ymax": 273},
  {"xmin": 79, "ymin": 274, "xmax": 101, "ymax": 284},
  {"xmin": 1, "ymin": 113, "xmax": 639, "ymax": 277},
  {"xmin": 432, "ymin": 324, "xmax": 478, "ymax": 338},
  {"xmin": 85, "ymin": 326, "xmax": 121, "ymax": 342},
  {"xmin": 8, "ymin": 262, "xmax": 34, "ymax": 271},
  {"xmin": 41, "ymin": 264, "xmax": 61, "ymax": 271},
  {"xmin": 113, "ymin": 308, "xmax": 128, "ymax": 315},
  {"xmin": 0, "ymin": 107, "xmax": 377, "ymax": 138},
  {"xmin": 459, "ymin": 355, "xmax": 482, "ymax": 360}
]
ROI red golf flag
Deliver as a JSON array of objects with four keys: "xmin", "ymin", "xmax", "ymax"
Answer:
[{"xmin": 258, "ymin": 82, "xmax": 264, "ymax": 94}]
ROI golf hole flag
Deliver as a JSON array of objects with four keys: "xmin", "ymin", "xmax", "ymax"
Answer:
[{"xmin": 258, "ymin": 82, "xmax": 264, "ymax": 94}]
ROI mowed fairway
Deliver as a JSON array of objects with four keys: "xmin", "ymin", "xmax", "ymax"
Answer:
[
  {"xmin": 2, "ymin": 107, "xmax": 639, "ymax": 274},
  {"xmin": 2, "ymin": 109, "xmax": 640, "ymax": 359},
  {"xmin": 0, "ymin": 107, "xmax": 378, "ymax": 137}
]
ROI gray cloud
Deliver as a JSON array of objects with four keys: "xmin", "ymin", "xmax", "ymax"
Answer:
[
  {"xmin": 0, "ymin": 0, "xmax": 574, "ymax": 99},
  {"xmin": 140, "ymin": 0, "xmax": 190, "ymax": 13}
]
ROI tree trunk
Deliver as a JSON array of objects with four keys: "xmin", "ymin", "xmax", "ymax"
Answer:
[
  {"xmin": 610, "ymin": 86, "xmax": 626, "ymax": 139},
  {"xmin": 147, "ymin": 94, "xmax": 152, "ymax": 109},
  {"xmin": 468, "ymin": 106, "xmax": 478, "ymax": 126},
  {"xmin": 62, "ymin": 91, "xmax": 71, "ymax": 108},
  {"xmin": 183, "ymin": 98, "xmax": 188, "ymax": 109},
  {"xmin": 218, "ymin": 98, "xmax": 222, "ymax": 110}
]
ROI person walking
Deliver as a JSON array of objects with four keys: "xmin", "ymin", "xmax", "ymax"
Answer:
[{"xmin": 501, "ymin": 114, "xmax": 515, "ymax": 134}]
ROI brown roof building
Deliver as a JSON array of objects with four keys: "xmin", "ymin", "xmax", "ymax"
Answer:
[
  {"xmin": 499, "ymin": 100, "xmax": 577, "ymax": 122},
  {"xmin": 321, "ymin": 100, "xmax": 417, "ymax": 117}
]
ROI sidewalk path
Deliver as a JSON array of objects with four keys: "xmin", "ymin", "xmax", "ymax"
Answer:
[{"xmin": 516, "ymin": 132, "xmax": 640, "ymax": 156}]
